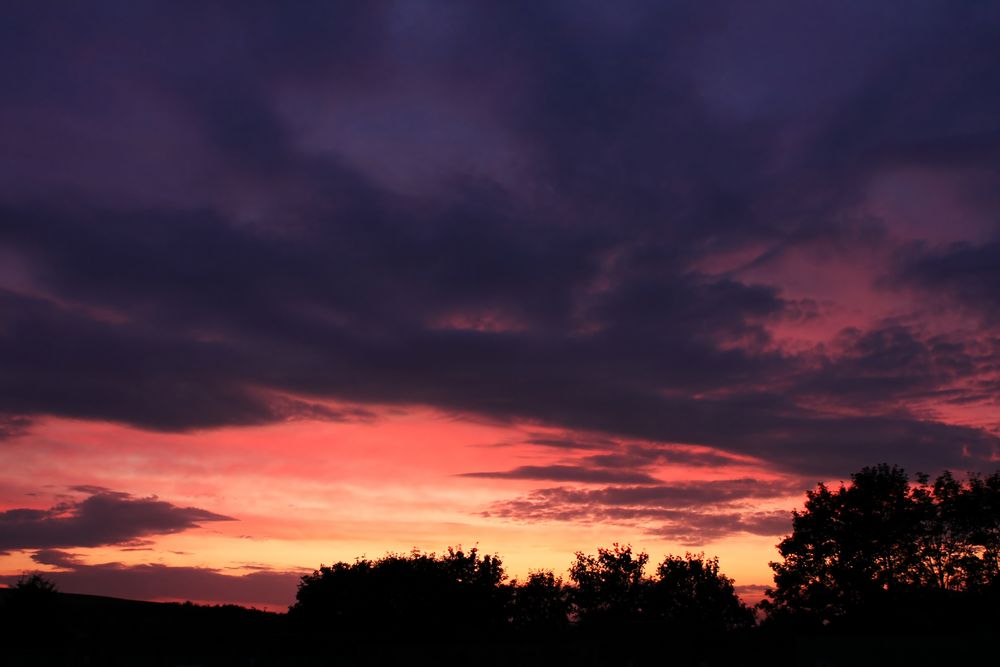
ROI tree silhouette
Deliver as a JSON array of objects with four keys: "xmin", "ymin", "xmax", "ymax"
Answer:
[
  {"xmin": 930, "ymin": 470, "xmax": 1000, "ymax": 588},
  {"xmin": 568, "ymin": 543, "xmax": 649, "ymax": 627},
  {"xmin": 509, "ymin": 570, "xmax": 569, "ymax": 632},
  {"xmin": 3, "ymin": 574, "xmax": 61, "ymax": 644},
  {"xmin": 11, "ymin": 572, "xmax": 58, "ymax": 597},
  {"xmin": 763, "ymin": 464, "xmax": 1000, "ymax": 628},
  {"xmin": 289, "ymin": 546, "xmax": 509, "ymax": 638},
  {"xmin": 646, "ymin": 553, "xmax": 754, "ymax": 633}
]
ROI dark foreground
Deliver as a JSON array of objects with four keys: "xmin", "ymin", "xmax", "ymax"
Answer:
[{"xmin": 0, "ymin": 589, "xmax": 993, "ymax": 667}]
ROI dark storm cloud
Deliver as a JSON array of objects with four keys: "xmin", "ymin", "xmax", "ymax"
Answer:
[
  {"xmin": 4, "ymin": 551, "xmax": 300, "ymax": 607},
  {"xmin": 1, "ymin": 1, "xmax": 999, "ymax": 477},
  {"xmin": 0, "ymin": 212, "xmax": 996, "ymax": 474},
  {"xmin": 0, "ymin": 490, "xmax": 234, "ymax": 552},
  {"xmin": 894, "ymin": 242, "xmax": 1000, "ymax": 323},
  {"xmin": 0, "ymin": 288, "xmax": 375, "ymax": 431},
  {"xmin": 583, "ymin": 444, "xmax": 745, "ymax": 470},
  {"xmin": 791, "ymin": 324, "xmax": 985, "ymax": 406}
]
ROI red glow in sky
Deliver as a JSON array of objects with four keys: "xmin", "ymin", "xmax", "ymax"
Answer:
[{"xmin": 2, "ymin": 2, "xmax": 999, "ymax": 609}]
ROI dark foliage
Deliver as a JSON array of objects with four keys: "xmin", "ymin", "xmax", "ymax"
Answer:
[
  {"xmin": 289, "ymin": 546, "xmax": 509, "ymax": 638},
  {"xmin": 763, "ymin": 464, "xmax": 1000, "ymax": 630},
  {"xmin": 565, "ymin": 545, "xmax": 753, "ymax": 634},
  {"xmin": 3, "ymin": 574, "xmax": 61, "ymax": 646},
  {"xmin": 289, "ymin": 542, "xmax": 750, "ymax": 643},
  {"xmin": 647, "ymin": 553, "xmax": 754, "ymax": 632},
  {"xmin": 568, "ymin": 543, "xmax": 649, "ymax": 627},
  {"xmin": 509, "ymin": 570, "xmax": 570, "ymax": 633},
  {"xmin": 11, "ymin": 572, "xmax": 58, "ymax": 595}
]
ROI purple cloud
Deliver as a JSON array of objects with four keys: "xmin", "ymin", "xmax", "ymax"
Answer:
[
  {"xmin": 484, "ymin": 478, "xmax": 799, "ymax": 544},
  {"xmin": 0, "ymin": 490, "xmax": 234, "ymax": 552},
  {"xmin": 0, "ymin": 1, "xmax": 998, "ymax": 479},
  {"xmin": 460, "ymin": 465, "xmax": 662, "ymax": 485}
]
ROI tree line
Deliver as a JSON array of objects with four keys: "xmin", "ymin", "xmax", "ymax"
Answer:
[
  {"xmin": 289, "ymin": 544, "xmax": 753, "ymax": 638},
  {"xmin": 5, "ymin": 463, "xmax": 999, "ymax": 659},
  {"xmin": 290, "ymin": 464, "xmax": 1000, "ymax": 638}
]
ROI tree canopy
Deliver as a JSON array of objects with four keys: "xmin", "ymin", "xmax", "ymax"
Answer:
[
  {"xmin": 290, "ymin": 546, "xmax": 508, "ymax": 637},
  {"xmin": 763, "ymin": 464, "xmax": 1000, "ymax": 629},
  {"xmin": 566, "ymin": 544, "xmax": 752, "ymax": 632},
  {"xmin": 290, "ymin": 543, "xmax": 751, "ymax": 639},
  {"xmin": 648, "ymin": 553, "xmax": 754, "ymax": 632},
  {"xmin": 568, "ymin": 543, "xmax": 649, "ymax": 626},
  {"xmin": 509, "ymin": 570, "xmax": 570, "ymax": 633}
]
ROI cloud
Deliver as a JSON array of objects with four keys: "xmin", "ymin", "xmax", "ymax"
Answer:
[
  {"xmin": 0, "ymin": 490, "xmax": 234, "ymax": 552},
  {"xmin": 3, "ymin": 550, "xmax": 301, "ymax": 608},
  {"xmin": 30, "ymin": 548, "xmax": 83, "ymax": 568},
  {"xmin": 647, "ymin": 509, "xmax": 792, "ymax": 545},
  {"xmin": 893, "ymin": 242, "xmax": 1000, "ymax": 324},
  {"xmin": 460, "ymin": 465, "xmax": 662, "ymax": 485},
  {"xmin": 521, "ymin": 435, "xmax": 619, "ymax": 450},
  {"xmin": 734, "ymin": 583, "xmax": 771, "ymax": 606},
  {"xmin": 488, "ymin": 479, "xmax": 798, "ymax": 514},
  {"xmin": 484, "ymin": 478, "xmax": 798, "ymax": 544},
  {"xmin": 0, "ymin": 1, "xmax": 998, "ymax": 479},
  {"xmin": 761, "ymin": 322, "xmax": 1000, "ymax": 420},
  {"xmin": 583, "ymin": 444, "xmax": 749, "ymax": 470},
  {"xmin": 0, "ymin": 414, "xmax": 31, "ymax": 440}
]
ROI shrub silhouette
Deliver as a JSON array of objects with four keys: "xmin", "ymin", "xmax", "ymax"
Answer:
[
  {"xmin": 2, "ymin": 574, "xmax": 62, "ymax": 644},
  {"xmin": 290, "ymin": 546, "xmax": 508, "ymax": 638}
]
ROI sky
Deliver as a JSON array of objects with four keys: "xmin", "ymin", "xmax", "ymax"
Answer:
[{"xmin": 1, "ymin": 1, "xmax": 999, "ymax": 611}]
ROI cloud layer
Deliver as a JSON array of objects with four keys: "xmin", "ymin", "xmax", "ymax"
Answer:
[
  {"xmin": 0, "ymin": 1, "xmax": 999, "ymax": 574},
  {"xmin": 484, "ymin": 478, "xmax": 798, "ymax": 544}
]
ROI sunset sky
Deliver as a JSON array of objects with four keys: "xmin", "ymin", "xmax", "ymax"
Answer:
[{"xmin": 2, "ymin": 1, "xmax": 999, "ymax": 611}]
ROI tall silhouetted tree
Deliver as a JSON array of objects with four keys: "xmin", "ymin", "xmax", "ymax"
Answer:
[
  {"xmin": 763, "ymin": 464, "xmax": 1000, "ymax": 628},
  {"xmin": 927, "ymin": 470, "xmax": 1000, "ymax": 589}
]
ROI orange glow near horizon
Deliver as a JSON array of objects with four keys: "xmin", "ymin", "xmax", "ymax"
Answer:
[{"xmin": 0, "ymin": 411, "xmax": 800, "ymax": 608}]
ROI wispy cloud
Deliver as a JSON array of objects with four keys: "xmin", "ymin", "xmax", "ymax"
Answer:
[{"xmin": 484, "ymin": 478, "xmax": 799, "ymax": 545}]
